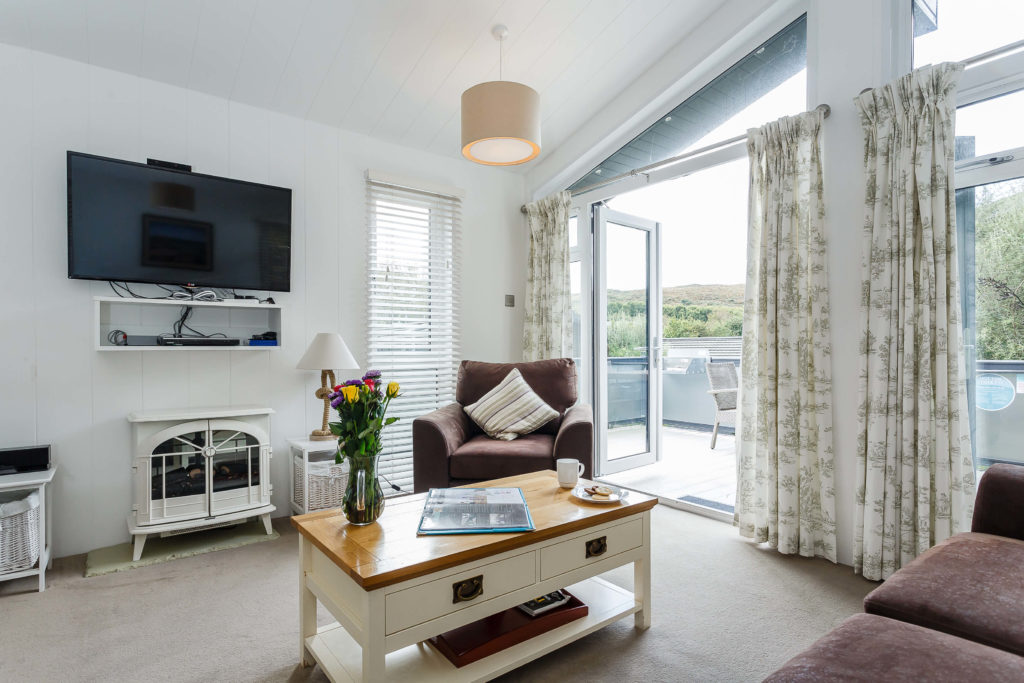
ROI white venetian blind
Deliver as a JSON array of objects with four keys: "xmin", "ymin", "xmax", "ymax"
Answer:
[{"xmin": 366, "ymin": 173, "xmax": 461, "ymax": 492}]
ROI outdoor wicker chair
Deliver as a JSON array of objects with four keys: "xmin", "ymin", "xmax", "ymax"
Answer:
[{"xmin": 706, "ymin": 362, "xmax": 738, "ymax": 449}]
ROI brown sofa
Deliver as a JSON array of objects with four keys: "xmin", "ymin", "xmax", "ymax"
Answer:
[
  {"xmin": 412, "ymin": 358, "xmax": 593, "ymax": 493},
  {"xmin": 766, "ymin": 464, "xmax": 1024, "ymax": 681}
]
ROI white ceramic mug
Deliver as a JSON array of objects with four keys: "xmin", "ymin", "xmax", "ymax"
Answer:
[{"xmin": 556, "ymin": 458, "xmax": 585, "ymax": 488}]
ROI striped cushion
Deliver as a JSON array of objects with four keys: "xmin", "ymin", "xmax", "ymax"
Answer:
[{"xmin": 464, "ymin": 369, "xmax": 559, "ymax": 441}]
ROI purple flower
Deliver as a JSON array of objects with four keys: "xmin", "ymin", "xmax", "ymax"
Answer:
[
  {"xmin": 342, "ymin": 379, "xmax": 363, "ymax": 387},
  {"xmin": 330, "ymin": 396, "xmax": 344, "ymax": 408},
  {"xmin": 363, "ymin": 370, "xmax": 382, "ymax": 381}
]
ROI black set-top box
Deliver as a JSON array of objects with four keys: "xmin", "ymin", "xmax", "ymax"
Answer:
[{"xmin": 0, "ymin": 445, "xmax": 51, "ymax": 474}]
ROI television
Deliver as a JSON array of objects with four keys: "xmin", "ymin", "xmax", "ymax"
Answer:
[{"xmin": 67, "ymin": 151, "xmax": 292, "ymax": 292}]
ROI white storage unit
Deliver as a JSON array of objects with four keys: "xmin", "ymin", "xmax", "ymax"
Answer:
[
  {"xmin": 0, "ymin": 491, "xmax": 39, "ymax": 573},
  {"xmin": 288, "ymin": 438, "xmax": 345, "ymax": 514},
  {"xmin": 127, "ymin": 407, "xmax": 275, "ymax": 560},
  {"xmin": 0, "ymin": 467, "xmax": 56, "ymax": 592}
]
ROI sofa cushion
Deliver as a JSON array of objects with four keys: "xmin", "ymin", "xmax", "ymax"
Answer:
[
  {"xmin": 464, "ymin": 369, "xmax": 559, "ymax": 441},
  {"xmin": 864, "ymin": 532, "xmax": 1024, "ymax": 656},
  {"xmin": 449, "ymin": 434, "xmax": 554, "ymax": 480},
  {"xmin": 765, "ymin": 613, "xmax": 1024, "ymax": 682},
  {"xmin": 457, "ymin": 359, "xmax": 577, "ymax": 435},
  {"xmin": 973, "ymin": 463, "xmax": 1024, "ymax": 541}
]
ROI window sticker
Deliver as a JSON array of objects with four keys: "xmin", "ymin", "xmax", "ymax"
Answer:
[{"xmin": 977, "ymin": 373, "xmax": 1015, "ymax": 411}]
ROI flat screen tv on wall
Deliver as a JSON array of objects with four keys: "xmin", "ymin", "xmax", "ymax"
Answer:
[{"xmin": 67, "ymin": 151, "xmax": 292, "ymax": 292}]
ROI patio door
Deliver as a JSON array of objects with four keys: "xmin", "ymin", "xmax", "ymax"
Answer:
[
  {"xmin": 954, "ymin": 160, "xmax": 1024, "ymax": 474},
  {"xmin": 594, "ymin": 204, "xmax": 661, "ymax": 475}
]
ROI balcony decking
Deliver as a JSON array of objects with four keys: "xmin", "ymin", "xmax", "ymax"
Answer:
[{"xmin": 603, "ymin": 425, "xmax": 736, "ymax": 513}]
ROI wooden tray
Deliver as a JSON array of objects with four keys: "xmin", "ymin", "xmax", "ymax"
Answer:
[{"xmin": 428, "ymin": 591, "xmax": 588, "ymax": 668}]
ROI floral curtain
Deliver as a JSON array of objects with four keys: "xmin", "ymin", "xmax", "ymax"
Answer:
[
  {"xmin": 737, "ymin": 108, "xmax": 837, "ymax": 562},
  {"xmin": 854, "ymin": 63, "xmax": 975, "ymax": 581},
  {"xmin": 523, "ymin": 191, "xmax": 573, "ymax": 361}
]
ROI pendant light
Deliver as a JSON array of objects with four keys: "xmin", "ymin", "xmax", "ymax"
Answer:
[{"xmin": 461, "ymin": 25, "xmax": 541, "ymax": 166}]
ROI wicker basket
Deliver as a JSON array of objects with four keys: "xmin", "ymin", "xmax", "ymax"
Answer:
[
  {"xmin": 0, "ymin": 490, "xmax": 40, "ymax": 573},
  {"xmin": 294, "ymin": 456, "xmax": 348, "ymax": 512}
]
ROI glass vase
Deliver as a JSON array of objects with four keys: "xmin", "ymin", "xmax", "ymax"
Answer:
[{"xmin": 342, "ymin": 450, "xmax": 385, "ymax": 525}]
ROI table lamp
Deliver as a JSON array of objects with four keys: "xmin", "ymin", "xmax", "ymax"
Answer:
[{"xmin": 296, "ymin": 332, "xmax": 359, "ymax": 441}]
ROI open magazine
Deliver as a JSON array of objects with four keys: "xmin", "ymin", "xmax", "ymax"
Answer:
[{"xmin": 417, "ymin": 487, "xmax": 535, "ymax": 535}]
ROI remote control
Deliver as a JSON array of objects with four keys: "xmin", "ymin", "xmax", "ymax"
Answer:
[{"xmin": 517, "ymin": 590, "xmax": 570, "ymax": 617}]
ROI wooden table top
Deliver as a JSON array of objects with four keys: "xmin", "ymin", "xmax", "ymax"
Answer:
[{"xmin": 291, "ymin": 470, "xmax": 657, "ymax": 590}]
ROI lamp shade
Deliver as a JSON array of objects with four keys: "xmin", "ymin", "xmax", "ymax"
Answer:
[
  {"xmin": 461, "ymin": 81, "xmax": 541, "ymax": 165},
  {"xmin": 296, "ymin": 333, "xmax": 359, "ymax": 370}
]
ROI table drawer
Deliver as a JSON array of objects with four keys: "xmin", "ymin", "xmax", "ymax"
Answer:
[
  {"xmin": 540, "ymin": 517, "xmax": 643, "ymax": 580},
  {"xmin": 385, "ymin": 551, "xmax": 537, "ymax": 635}
]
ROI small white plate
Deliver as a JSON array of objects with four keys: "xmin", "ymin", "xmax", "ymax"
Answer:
[{"xmin": 571, "ymin": 484, "xmax": 628, "ymax": 504}]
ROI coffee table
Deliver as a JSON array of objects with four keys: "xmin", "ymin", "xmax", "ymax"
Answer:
[{"xmin": 291, "ymin": 470, "xmax": 657, "ymax": 682}]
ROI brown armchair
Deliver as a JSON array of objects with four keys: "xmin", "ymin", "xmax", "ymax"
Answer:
[{"xmin": 413, "ymin": 358, "xmax": 594, "ymax": 492}]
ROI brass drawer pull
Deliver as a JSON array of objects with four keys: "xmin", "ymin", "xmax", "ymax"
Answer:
[
  {"xmin": 585, "ymin": 536, "xmax": 607, "ymax": 558},
  {"xmin": 452, "ymin": 575, "xmax": 484, "ymax": 603}
]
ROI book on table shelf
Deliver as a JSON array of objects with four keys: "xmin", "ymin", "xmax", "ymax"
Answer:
[{"xmin": 417, "ymin": 487, "xmax": 535, "ymax": 535}]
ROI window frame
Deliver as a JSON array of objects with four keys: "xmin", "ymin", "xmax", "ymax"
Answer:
[
  {"xmin": 932, "ymin": 14, "xmax": 1024, "ymax": 472},
  {"xmin": 567, "ymin": 10, "xmax": 810, "ymax": 413}
]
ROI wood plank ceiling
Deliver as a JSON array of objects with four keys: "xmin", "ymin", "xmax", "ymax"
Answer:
[{"xmin": 0, "ymin": 0, "xmax": 721, "ymax": 167}]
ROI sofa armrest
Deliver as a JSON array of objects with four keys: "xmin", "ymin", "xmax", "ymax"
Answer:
[
  {"xmin": 972, "ymin": 463, "xmax": 1024, "ymax": 541},
  {"xmin": 554, "ymin": 404, "xmax": 594, "ymax": 479},
  {"xmin": 413, "ymin": 403, "xmax": 470, "ymax": 493}
]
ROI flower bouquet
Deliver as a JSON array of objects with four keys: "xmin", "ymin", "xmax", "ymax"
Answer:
[{"xmin": 327, "ymin": 370, "xmax": 400, "ymax": 525}]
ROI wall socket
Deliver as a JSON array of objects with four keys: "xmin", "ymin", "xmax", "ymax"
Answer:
[{"xmin": 504, "ymin": 294, "xmax": 515, "ymax": 307}]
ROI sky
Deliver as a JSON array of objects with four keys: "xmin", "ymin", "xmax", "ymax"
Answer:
[{"xmin": 600, "ymin": 0, "xmax": 1024, "ymax": 292}]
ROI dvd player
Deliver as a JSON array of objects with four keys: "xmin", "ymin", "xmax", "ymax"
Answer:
[{"xmin": 157, "ymin": 337, "xmax": 241, "ymax": 347}]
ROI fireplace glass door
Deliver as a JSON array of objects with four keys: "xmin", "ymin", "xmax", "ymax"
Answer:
[
  {"xmin": 208, "ymin": 425, "xmax": 263, "ymax": 516},
  {"xmin": 138, "ymin": 418, "xmax": 270, "ymax": 525},
  {"xmin": 148, "ymin": 424, "xmax": 210, "ymax": 523}
]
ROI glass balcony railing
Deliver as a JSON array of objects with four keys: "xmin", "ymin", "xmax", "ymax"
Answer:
[{"xmin": 608, "ymin": 338, "xmax": 740, "ymax": 431}]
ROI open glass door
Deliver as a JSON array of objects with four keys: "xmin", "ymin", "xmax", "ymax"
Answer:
[
  {"xmin": 594, "ymin": 204, "xmax": 661, "ymax": 475},
  {"xmin": 955, "ymin": 169, "xmax": 1024, "ymax": 477}
]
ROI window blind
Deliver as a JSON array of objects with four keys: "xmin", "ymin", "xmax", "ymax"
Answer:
[{"xmin": 366, "ymin": 176, "xmax": 461, "ymax": 492}]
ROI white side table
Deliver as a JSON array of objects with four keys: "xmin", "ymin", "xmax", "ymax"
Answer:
[
  {"xmin": 288, "ymin": 439, "xmax": 342, "ymax": 514},
  {"xmin": 0, "ymin": 466, "xmax": 57, "ymax": 592}
]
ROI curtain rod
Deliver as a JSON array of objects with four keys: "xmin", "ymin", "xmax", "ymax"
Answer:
[
  {"xmin": 857, "ymin": 39, "xmax": 1024, "ymax": 97},
  {"xmin": 520, "ymin": 103, "xmax": 831, "ymax": 212},
  {"xmin": 963, "ymin": 37, "xmax": 1024, "ymax": 67}
]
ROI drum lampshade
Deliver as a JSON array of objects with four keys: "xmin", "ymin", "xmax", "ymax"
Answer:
[{"xmin": 461, "ymin": 80, "xmax": 541, "ymax": 166}]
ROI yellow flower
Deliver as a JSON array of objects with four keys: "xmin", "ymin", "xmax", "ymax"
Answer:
[
  {"xmin": 341, "ymin": 385, "xmax": 359, "ymax": 403},
  {"xmin": 387, "ymin": 381, "xmax": 400, "ymax": 398}
]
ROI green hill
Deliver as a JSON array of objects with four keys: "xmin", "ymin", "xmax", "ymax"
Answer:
[{"xmin": 607, "ymin": 283, "xmax": 745, "ymax": 307}]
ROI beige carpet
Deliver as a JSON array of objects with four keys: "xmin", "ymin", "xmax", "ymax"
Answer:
[{"xmin": 0, "ymin": 508, "xmax": 876, "ymax": 682}]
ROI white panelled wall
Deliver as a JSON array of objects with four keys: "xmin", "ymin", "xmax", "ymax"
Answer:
[{"xmin": 0, "ymin": 43, "xmax": 526, "ymax": 558}]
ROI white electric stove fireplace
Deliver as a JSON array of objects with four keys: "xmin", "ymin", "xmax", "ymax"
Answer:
[{"xmin": 127, "ymin": 407, "xmax": 275, "ymax": 561}]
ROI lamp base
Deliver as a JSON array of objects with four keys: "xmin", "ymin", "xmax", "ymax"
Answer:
[{"xmin": 311, "ymin": 369, "xmax": 338, "ymax": 443}]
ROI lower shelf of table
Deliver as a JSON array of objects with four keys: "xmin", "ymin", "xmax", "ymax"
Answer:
[{"xmin": 304, "ymin": 576, "xmax": 640, "ymax": 683}]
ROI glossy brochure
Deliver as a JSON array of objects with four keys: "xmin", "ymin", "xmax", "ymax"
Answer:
[{"xmin": 417, "ymin": 487, "xmax": 535, "ymax": 535}]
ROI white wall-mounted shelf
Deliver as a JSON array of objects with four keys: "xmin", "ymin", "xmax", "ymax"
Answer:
[{"xmin": 94, "ymin": 296, "xmax": 283, "ymax": 351}]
